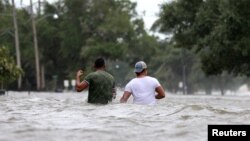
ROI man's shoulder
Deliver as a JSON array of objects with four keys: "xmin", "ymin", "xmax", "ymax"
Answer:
[
  {"xmin": 105, "ymin": 71, "xmax": 114, "ymax": 77},
  {"xmin": 145, "ymin": 76, "xmax": 157, "ymax": 80},
  {"xmin": 100, "ymin": 71, "xmax": 115, "ymax": 82},
  {"xmin": 127, "ymin": 78, "xmax": 139, "ymax": 85},
  {"xmin": 145, "ymin": 76, "xmax": 159, "ymax": 84},
  {"xmin": 85, "ymin": 72, "xmax": 96, "ymax": 78}
]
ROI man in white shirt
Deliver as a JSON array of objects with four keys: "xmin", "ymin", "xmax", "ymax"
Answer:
[{"xmin": 120, "ymin": 61, "xmax": 165, "ymax": 105}]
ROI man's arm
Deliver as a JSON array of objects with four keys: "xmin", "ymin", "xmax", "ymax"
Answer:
[
  {"xmin": 75, "ymin": 70, "xmax": 89, "ymax": 92},
  {"xmin": 120, "ymin": 91, "xmax": 131, "ymax": 103},
  {"xmin": 155, "ymin": 86, "xmax": 165, "ymax": 99}
]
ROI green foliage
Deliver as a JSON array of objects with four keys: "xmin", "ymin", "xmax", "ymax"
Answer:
[
  {"xmin": 153, "ymin": 0, "xmax": 203, "ymax": 48},
  {"xmin": 153, "ymin": 0, "xmax": 250, "ymax": 94},
  {"xmin": 195, "ymin": 0, "xmax": 250, "ymax": 76},
  {"xmin": 151, "ymin": 41, "xmax": 197, "ymax": 93},
  {"xmin": 82, "ymin": 41, "xmax": 127, "ymax": 60},
  {"xmin": 155, "ymin": 0, "xmax": 250, "ymax": 76},
  {"xmin": 1, "ymin": 0, "xmax": 248, "ymax": 94},
  {"xmin": 0, "ymin": 0, "xmax": 155, "ymax": 90},
  {"xmin": 0, "ymin": 46, "xmax": 23, "ymax": 88},
  {"xmin": 0, "ymin": 1, "xmax": 13, "ymax": 52}
]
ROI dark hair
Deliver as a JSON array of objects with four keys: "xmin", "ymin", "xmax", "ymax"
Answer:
[
  {"xmin": 135, "ymin": 69, "xmax": 146, "ymax": 76},
  {"xmin": 94, "ymin": 58, "xmax": 105, "ymax": 68}
]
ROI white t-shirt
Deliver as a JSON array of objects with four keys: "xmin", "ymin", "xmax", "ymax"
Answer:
[{"xmin": 124, "ymin": 76, "xmax": 161, "ymax": 105}]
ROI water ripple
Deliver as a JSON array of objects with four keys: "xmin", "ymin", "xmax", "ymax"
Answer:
[{"xmin": 0, "ymin": 92, "xmax": 250, "ymax": 141}]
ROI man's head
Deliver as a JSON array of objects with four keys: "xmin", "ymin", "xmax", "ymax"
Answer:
[
  {"xmin": 94, "ymin": 58, "xmax": 105, "ymax": 69},
  {"xmin": 134, "ymin": 61, "xmax": 147, "ymax": 75}
]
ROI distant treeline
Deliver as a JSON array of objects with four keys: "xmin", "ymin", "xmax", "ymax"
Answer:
[{"xmin": 0, "ymin": 0, "xmax": 249, "ymax": 95}]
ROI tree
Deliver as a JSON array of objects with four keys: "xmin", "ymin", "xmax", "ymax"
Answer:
[
  {"xmin": 151, "ymin": 41, "xmax": 196, "ymax": 94},
  {"xmin": 33, "ymin": 0, "xmax": 153, "ymax": 89},
  {"xmin": 152, "ymin": 0, "xmax": 203, "ymax": 49},
  {"xmin": 0, "ymin": 46, "xmax": 22, "ymax": 89},
  {"xmin": 152, "ymin": 0, "xmax": 250, "ymax": 95},
  {"xmin": 154, "ymin": 0, "xmax": 250, "ymax": 76},
  {"xmin": 194, "ymin": 0, "xmax": 250, "ymax": 76}
]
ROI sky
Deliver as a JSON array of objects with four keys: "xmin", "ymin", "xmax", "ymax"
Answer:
[
  {"xmin": 131, "ymin": 0, "xmax": 166, "ymax": 31},
  {"xmin": 17, "ymin": 0, "xmax": 169, "ymax": 38},
  {"xmin": 131, "ymin": 0, "xmax": 171, "ymax": 39}
]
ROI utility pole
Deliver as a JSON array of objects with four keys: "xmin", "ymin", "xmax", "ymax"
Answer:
[
  {"xmin": 30, "ymin": 0, "xmax": 41, "ymax": 90},
  {"xmin": 11, "ymin": 0, "xmax": 22, "ymax": 90},
  {"xmin": 38, "ymin": 0, "xmax": 41, "ymax": 15},
  {"xmin": 181, "ymin": 48, "xmax": 187, "ymax": 95}
]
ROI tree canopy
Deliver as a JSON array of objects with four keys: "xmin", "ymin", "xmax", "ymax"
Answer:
[
  {"xmin": 0, "ymin": 0, "xmax": 249, "ymax": 95},
  {"xmin": 0, "ymin": 46, "xmax": 22, "ymax": 89},
  {"xmin": 153, "ymin": 0, "xmax": 250, "ymax": 76}
]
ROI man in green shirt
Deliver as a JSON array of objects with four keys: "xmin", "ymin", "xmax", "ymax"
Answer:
[{"xmin": 75, "ymin": 58, "xmax": 116, "ymax": 104}]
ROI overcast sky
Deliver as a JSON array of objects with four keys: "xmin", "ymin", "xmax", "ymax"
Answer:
[{"xmin": 131, "ymin": 0, "xmax": 170, "ymax": 38}]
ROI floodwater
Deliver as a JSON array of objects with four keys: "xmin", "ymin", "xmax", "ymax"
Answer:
[{"xmin": 0, "ymin": 91, "xmax": 250, "ymax": 141}]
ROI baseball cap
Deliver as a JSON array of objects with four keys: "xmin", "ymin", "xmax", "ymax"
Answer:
[{"xmin": 134, "ymin": 61, "xmax": 147, "ymax": 73}]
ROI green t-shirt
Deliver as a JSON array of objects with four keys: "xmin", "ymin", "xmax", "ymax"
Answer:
[{"xmin": 84, "ymin": 70, "xmax": 115, "ymax": 104}]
